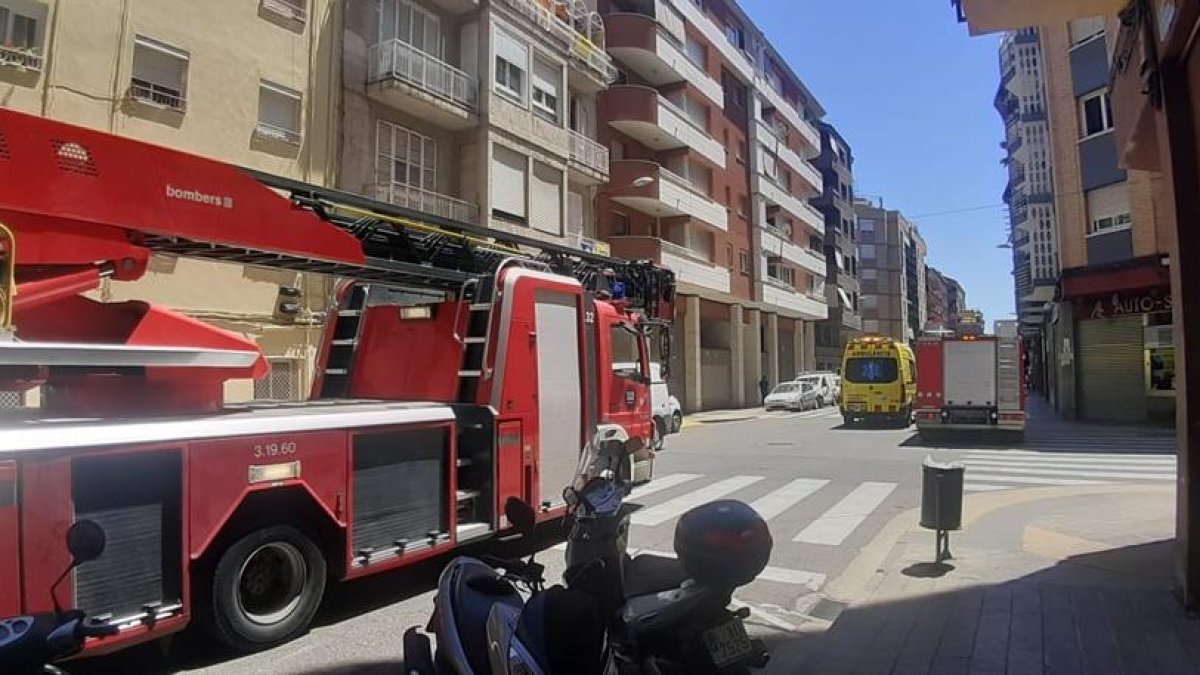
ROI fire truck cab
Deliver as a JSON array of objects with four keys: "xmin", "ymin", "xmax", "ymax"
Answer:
[{"xmin": 0, "ymin": 110, "xmax": 675, "ymax": 656}]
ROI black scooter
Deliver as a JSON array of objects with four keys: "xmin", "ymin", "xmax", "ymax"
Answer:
[
  {"xmin": 0, "ymin": 520, "xmax": 119, "ymax": 674},
  {"xmin": 405, "ymin": 424, "xmax": 772, "ymax": 675}
]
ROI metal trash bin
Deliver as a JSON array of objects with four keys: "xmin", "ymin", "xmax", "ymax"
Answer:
[{"xmin": 920, "ymin": 456, "xmax": 964, "ymax": 562}]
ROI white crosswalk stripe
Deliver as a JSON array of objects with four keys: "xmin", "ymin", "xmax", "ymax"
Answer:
[
  {"xmin": 748, "ymin": 478, "xmax": 829, "ymax": 521},
  {"xmin": 630, "ymin": 475, "xmax": 764, "ymax": 526},
  {"xmin": 960, "ymin": 449, "xmax": 1176, "ymax": 493},
  {"xmin": 793, "ymin": 482, "xmax": 897, "ymax": 546},
  {"xmin": 628, "ymin": 473, "xmax": 704, "ymax": 501}
]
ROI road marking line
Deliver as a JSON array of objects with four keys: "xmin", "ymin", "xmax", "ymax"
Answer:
[
  {"xmin": 628, "ymin": 473, "xmax": 704, "ymax": 501},
  {"xmin": 964, "ymin": 483, "xmax": 1014, "ymax": 492},
  {"xmin": 629, "ymin": 548, "xmax": 825, "ymax": 591},
  {"xmin": 793, "ymin": 481, "xmax": 897, "ymax": 546},
  {"xmin": 631, "ymin": 475, "xmax": 764, "ymax": 526},
  {"xmin": 964, "ymin": 464, "xmax": 1174, "ymax": 481},
  {"xmin": 963, "ymin": 473, "xmax": 1111, "ymax": 486},
  {"xmin": 964, "ymin": 459, "xmax": 1174, "ymax": 473},
  {"xmin": 748, "ymin": 478, "xmax": 829, "ymax": 521},
  {"xmin": 964, "ymin": 450, "xmax": 1176, "ymax": 461},
  {"xmin": 963, "ymin": 455, "xmax": 1175, "ymax": 468}
]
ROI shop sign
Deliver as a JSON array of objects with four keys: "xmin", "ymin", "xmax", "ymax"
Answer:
[{"xmin": 1078, "ymin": 292, "xmax": 1172, "ymax": 320}]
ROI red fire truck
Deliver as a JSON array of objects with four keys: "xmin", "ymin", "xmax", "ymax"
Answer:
[
  {"xmin": 0, "ymin": 109, "xmax": 675, "ymax": 655},
  {"xmin": 914, "ymin": 319, "xmax": 1026, "ymax": 437}
]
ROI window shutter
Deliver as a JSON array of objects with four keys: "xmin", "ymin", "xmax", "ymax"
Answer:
[
  {"xmin": 259, "ymin": 82, "xmax": 300, "ymax": 133},
  {"xmin": 533, "ymin": 60, "xmax": 559, "ymax": 101},
  {"xmin": 495, "ymin": 30, "xmax": 527, "ymax": 69},
  {"xmin": 1086, "ymin": 183, "xmax": 1130, "ymax": 225},
  {"xmin": 491, "ymin": 146, "xmax": 527, "ymax": 219},
  {"xmin": 567, "ymin": 190, "xmax": 585, "ymax": 233},
  {"xmin": 531, "ymin": 162, "xmax": 562, "ymax": 235}
]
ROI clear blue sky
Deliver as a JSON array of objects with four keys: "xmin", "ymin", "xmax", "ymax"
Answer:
[{"xmin": 741, "ymin": 0, "xmax": 1015, "ymax": 325}]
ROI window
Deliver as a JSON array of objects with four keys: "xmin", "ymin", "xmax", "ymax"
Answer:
[
  {"xmin": 1069, "ymin": 16, "xmax": 1106, "ymax": 46},
  {"xmin": 685, "ymin": 35, "xmax": 705, "ymax": 69},
  {"xmin": 723, "ymin": 22, "xmax": 743, "ymax": 49},
  {"xmin": 380, "ymin": 0, "xmax": 443, "ymax": 56},
  {"xmin": 1079, "ymin": 90, "xmax": 1113, "ymax": 137},
  {"xmin": 862, "ymin": 268, "xmax": 877, "ymax": 280},
  {"xmin": 532, "ymin": 59, "xmax": 560, "ymax": 121},
  {"xmin": 377, "ymin": 119, "xmax": 437, "ymax": 193},
  {"xmin": 859, "ymin": 218, "xmax": 875, "ymax": 234},
  {"xmin": 530, "ymin": 161, "xmax": 562, "ymax": 235},
  {"xmin": 767, "ymin": 260, "xmax": 793, "ymax": 285},
  {"xmin": 1086, "ymin": 183, "xmax": 1132, "ymax": 235},
  {"xmin": 254, "ymin": 359, "xmax": 301, "ymax": 401},
  {"xmin": 613, "ymin": 211, "xmax": 630, "ymax": 236},
  {"xmin": 0, "ymin": 5, "xmax": 37, "ymax": 49},
  {"xmin": 859, "ymin": 244, "xmax": 876, "ymax": 260},
  {"xmin": 861, "ymin": 294, "xmax": 878, "ymax": 310},
  {"xmin": 261, "ymin": 0, "xmax": 308, "ymax": 23},
  {"xmin": 491, "ymin": 145, "xmax": 528, "ymax": 223},
  {"xmin": 256, "ymin": 81, "xmax": 303, "ymax": 144},
  {"xmin": 610, "ymin": 324, "xmax": 646, "ymax": 381},
  {"xmin": 131, "ymin": 36, "xmax": 189, "ymax": 111},
  {"xmin": 739, "ymin": 250, "xmax": 751, "ymax": 275},
  {"xmin": 494, "ymin": 30, "xmax": 527, "ymax": 102}
]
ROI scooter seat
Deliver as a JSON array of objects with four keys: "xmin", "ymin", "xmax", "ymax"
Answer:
[{"xmin": 624, "ymin": 554, "xmax": 690, "ymax": 599}]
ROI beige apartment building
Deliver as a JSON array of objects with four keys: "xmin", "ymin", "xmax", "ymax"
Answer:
[
  {"xmin": 854, "ymin": 199, "xmax": 928, "ymax": 343},
  {"xmin": 594, "ymin": 0, "xmax": 827, "ymax": 410},
  {"xmin": 0, "ymin": 0, "xmax": 340, "ymax": 402},
  {"xmin": 1037, "ymin": 17, "xmax": 1174, "ymax": 424},
  {"xmin": 338, "ymin": 0, "xmax": 614, "ymax": 248}
]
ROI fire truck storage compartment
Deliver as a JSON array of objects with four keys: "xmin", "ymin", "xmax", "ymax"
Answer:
[
  {"xmin": 71, "ymin": 450, "xmax": 183, "ymax": 621},
  {"xmin": 450, "ymin": 404, "xmax": 496, "ymax": 540},
  {"xmin": 351, "ymin": 426, "xmax": 450, "ymax": 562},
  {"xmin": 534, "ymin": 289, "xmax": 584, "ymax": 510},
  {"xmin": 943, "ymin": 341, "xmax": 997, "ymax": 408}
]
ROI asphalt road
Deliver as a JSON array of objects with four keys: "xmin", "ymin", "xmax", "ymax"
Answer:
[{"xmin": 71, "ymin": 406, "xmax": 1176, "ymax": 674}]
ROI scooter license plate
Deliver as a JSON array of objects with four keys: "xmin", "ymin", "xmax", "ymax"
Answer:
[{"xmin": 703, "ymin": 619, "xmax": 753, "ymax": 668}]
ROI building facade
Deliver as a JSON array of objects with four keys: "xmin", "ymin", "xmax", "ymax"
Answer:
[
  {"xmin": 996, "ymin": 27, "xmax": 1060, "ymax": 338},
  {"xmin": 925, "ymin": 266, "xmax": 950, "ymax": 330},
  {"xmin": 944, "ymin": 275, "xmax": 967, "ymax": 326},
  {"xmin": 0, "ymin": 0, "xmax": 340, "ymax": 403},
  {"xmin": 339, "ymin": 0, "xmax": 614, "ymax": 249},
  {"xmin": 596, "ymin": 0, "xmax": 827, "ymax": 410},
  {"xmin": 854, "ymin": 199, "xmax": 928, "ymax": 343},
  {"xmin": 812, "ymin": 122, "xmax": 861, "ymax": 371},
  {"xmin": 1037, "ymin": 17, "xmax": 1173, "ymax": 425}
]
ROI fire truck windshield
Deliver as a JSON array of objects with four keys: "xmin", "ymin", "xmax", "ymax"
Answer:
[{"xmin": 844, "ymin": 357, "xmax": 899, "ymax": 384}]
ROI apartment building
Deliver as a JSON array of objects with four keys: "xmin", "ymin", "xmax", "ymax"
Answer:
[
  {"xmin": 854, "ymin": 199, "xmax": 928, "ymax": 343},
  {"xmin": 0, "ymin": 0, "xmax": 338, "ymax": 403},
  {"xmin": 596, "ymin": 0, "xmax": 827, "ymax": 410},
  {"xmin": 812, "ymin": 121, "xmax": 861, "ymax": 371},
  {"xmin": 996, "ymin": 27, "xmax": 1059, "ymax": 338},
  {"xmin": 944, "ymin": 275, "xmax": 967, "ymax": 326},
  {"xmin": 925, "ymin": 266, "xmax": 949, "ymax": 330},
  {"xmin": 1038, "ymin": 17, "xmax": 1173, "ymax": 425},
  {"xmin": 339, "ymin": 0, "xmax": 615, "ymax": 249}
]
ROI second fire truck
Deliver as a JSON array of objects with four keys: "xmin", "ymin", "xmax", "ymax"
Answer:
[{"xmin": 0, "ymin": 110, "xmax": 675, "ymax": 656}]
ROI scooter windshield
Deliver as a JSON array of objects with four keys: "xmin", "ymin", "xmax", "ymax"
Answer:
[{"xmin": 565, "ymin": 426, "xmax": 630, "ymax": 508}]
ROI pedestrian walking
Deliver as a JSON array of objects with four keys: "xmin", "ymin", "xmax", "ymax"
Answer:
[{"xmin": 758, "ymin": 375, "xmax": 770, "ymax": 402}]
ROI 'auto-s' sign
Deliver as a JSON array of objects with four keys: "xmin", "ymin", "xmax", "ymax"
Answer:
[{"xmin": 165, "ymin": 184, "xmax": 235, "ymax": 209}]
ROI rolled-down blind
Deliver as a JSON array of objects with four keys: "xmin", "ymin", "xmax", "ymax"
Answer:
[
  {"xmin": 531, "ymin": 162, "xmax": 562, "ymax": 235},
  {"xmin": 491, "ymin": 145, "xmax": 527, "ymax": 219}
]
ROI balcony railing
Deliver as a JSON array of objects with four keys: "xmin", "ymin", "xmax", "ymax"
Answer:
[
  {"xmin": 499, "ymin": 0, "xmax": 617, "ymax": 83},
  {"xmin": 369, "ymin": 39, "xmax": 478, "ymax": 110},
  {"xmin": 0, "ymin": 45, "xmax": 43, "ymax": 71},
  {"xmin": 130, "ymin": 79, "xmax": 187, "ymax": 112},
  {"xmin": 254, "ymin": 122, "xmax": 303, "ymax": 145},
  {"xmin": 374, "ymin": 183, "xmax": 480, "ymax": 223},
  {"xmin": 261, "ymin": 0, "xmax": 307, "ymax": 22},
  {"xmin": 568, "ymin": 129, "xmax": 609, "ymax": 176}
]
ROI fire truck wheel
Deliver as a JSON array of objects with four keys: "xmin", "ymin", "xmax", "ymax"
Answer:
[
  {"xmin": 208, "ymin": 525, "xmax": 327, "ymax": 651},
  {"xmin": 652, "ymin": 417, "xmax": 666, "ymax": 451}
]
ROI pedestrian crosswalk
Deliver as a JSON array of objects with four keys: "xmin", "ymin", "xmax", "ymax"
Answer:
[{"xmin": 960, "ymin": 449, "xmax": 1175, "ymax": 493}]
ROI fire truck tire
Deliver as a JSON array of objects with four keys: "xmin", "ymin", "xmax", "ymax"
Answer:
[
  {"xmin": 652, "ymin": 417, "xmax": 666, "ymax": 451},
  {"xmin": 206, "ymin": 525, "xmax": 327, "ymax": 651}
]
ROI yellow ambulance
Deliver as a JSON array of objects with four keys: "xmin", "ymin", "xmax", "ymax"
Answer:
[{"xmin": 839, "ymin": 335, "xmax": 917, "ymax": 427}]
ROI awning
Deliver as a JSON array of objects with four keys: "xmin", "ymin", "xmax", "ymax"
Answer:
[
  {"xmin": 955, "ymin": 0, "xmax": 1128, "ymax": 35},
  {"xmin": 1060, "ymin": 255, "xmax": 1171, "ymax": 299}
]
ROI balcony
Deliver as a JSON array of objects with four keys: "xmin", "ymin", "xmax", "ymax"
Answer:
[
  {"xmin": 599, "ymin": 85, "xmax": 726, "ymax": 167},
  {"xmin": 755, "ymin": 120, "xmax": 822, "ymax": 195},
  {"xmin": 605, "ymin": 11, "xmax": 724, "ymax": 108},
  {"xmin": 609, "ymin": 236, "xmax": 731, "ymax": 294},
  {"xmin": 757, "ymin": 84, "xmax": 820, "ymax": 156},
  {"xmin": 842, "ymin": 310, "xmax": 863, "ymax": 331},
  {"xmin": 374, "ymin": 183, "xmax": 480, "ymax": 224},
  {"xmin": 667, "ymin": 0, "xmax": 754, "ymax": 82},
  {"xmin": 756, "ymin": 174, "xmax": 824, "ymax": 236},
  {"xmin": 0, "ymin": 45, "xmax": 43, "ymax": 71},
  {"xmin": 367, "ymin": 40, "xmax": 478, "ymax": 130},
  {"xmin": 760, "ymin": 226, "xmax": 827, "ymax": 277},
  {"xmin": 498, "ymin": 0, "xmax": 617, "ymax": 87},
  {"xmin": 609, "ymin": 159, "xmax": 729, "ymax": 231},
  {"xmin": 568, "ymin": 129, "xmax": 610, "ymax": 183},
  {"xmin": 761, "ymin": 278, "xmax": 828, "ymax": 320}
]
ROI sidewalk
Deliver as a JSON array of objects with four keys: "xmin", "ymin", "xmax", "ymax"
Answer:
[
  {"xmin": 765, "ymin": 483, "xmax": 1195, "ymax": 674},
  {"xmin": 683, "ymin": 406, "xmax": 767, "ymax": 426}
]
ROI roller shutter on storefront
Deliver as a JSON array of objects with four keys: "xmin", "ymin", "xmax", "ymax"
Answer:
[{"xmin": 1076, "ymin": 315, "xmax": 1146, "ymax": 423}]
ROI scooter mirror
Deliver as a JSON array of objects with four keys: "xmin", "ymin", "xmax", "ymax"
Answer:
[
  {"xmin": 66, "ymin": 520, "xmax": 106, "ymax": 565},
  {"xmin": 504, "ymin": 497, "xmax": 538, "ymax": 538}
]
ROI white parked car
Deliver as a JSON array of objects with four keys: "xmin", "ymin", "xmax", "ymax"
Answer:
[
  {"xmin": 614, "ymin": 362, "xmax": 681, "ymax": 450},
  {"xmin": 764, "ymin": 381, "xmax": 819, "ymax": 411},
  {"xmin": 795, "ymin": 371, "xmax": 840, "ymax": 407}
]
